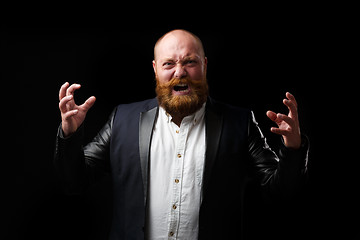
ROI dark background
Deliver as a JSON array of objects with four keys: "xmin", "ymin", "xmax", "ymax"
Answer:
[{"xmin": 2, "ymin": 9, "xmax": 357, "ymax": 240}]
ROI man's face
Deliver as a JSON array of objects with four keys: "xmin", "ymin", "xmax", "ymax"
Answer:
[{"xmin": 153, "ymin": 31, "xmax": 208, "ymax": 117}]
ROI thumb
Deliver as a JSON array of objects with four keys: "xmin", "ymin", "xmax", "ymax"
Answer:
[{"xmin": 80, "ymin": 96, "xmax": 96, "ymax": 112}]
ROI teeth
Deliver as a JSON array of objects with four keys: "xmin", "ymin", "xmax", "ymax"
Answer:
[{"xmin": 176, "ymin": 84, "xmax": 187, "ymax": 87}]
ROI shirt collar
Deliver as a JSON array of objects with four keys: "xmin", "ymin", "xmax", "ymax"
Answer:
[{"xmin": 160, "ymin": 102, "xmax": 206, "ymax": 126}]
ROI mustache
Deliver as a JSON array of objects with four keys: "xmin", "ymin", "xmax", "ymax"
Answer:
[
  {"xmin": 157, "ymin": 77, "xmax": 207, "ymax": 94},
  {"xmin": 158, "ymin": 77, "xmax": 191, "ymax": 88}
]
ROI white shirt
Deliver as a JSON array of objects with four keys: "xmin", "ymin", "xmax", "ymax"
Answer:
[{"xmin": 146, "ymin": 103, "xmax": 206, "ymax": 240}]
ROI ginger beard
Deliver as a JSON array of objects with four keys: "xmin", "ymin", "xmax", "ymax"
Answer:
[{"xmin": 155, "ymin": 76, "xmax": 209, "ymax": 119}]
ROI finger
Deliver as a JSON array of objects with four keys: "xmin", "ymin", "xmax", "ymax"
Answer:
[
  {"xmin": 267, "ymin": 110, "xmax": 283, "ymax": 126},
  {"xmin": 266, "ymin": 110, "xmax": 277, "ymax": 122},
  {"xmin": 59, "ymin": 95, "xmax": 74, "ymax": 113},
  {"xmin": 277, "ymin": 113, "xmax": 295, "ymax": 126},
  {"xmin": 66, "ymin": 83, "xmax": 81, "ymax": 96},
  {"xmin": 59, "ymin": 82, "xmax": 69, "ymax": 101},
  {"xmin": 283, "ymin": 98, "xmax": 298, "ymax": 119},
  {"xmin": 62, "ymin": 109, "xmax": 79, "ymax": 120},
  {"xmin": 286, "ymin": 92, "xmax": 297, "ymax": 108},
  {"xmin": 79, "ymin": 96, "xmax": 96, "ymax": 112},
  {"xmin": 270, "ymin": 127, "xmax": 290, "ymax": 136}
]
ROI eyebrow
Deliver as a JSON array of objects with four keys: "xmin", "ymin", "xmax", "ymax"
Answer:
[
  {"xmin": 161, "ymin": 55, "xmax": 200, "ymax": 63},
  {"xmin": 182, "ymin": 56, "xmax": 199, "ymax": 61},
  {"xmin": 162, "ymin": 58, "xmax": 176, "ymax": 62}
]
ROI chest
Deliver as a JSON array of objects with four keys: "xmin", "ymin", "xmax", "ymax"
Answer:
[{"xmin": 150, "ymin": 111, "xmax": 206, "ymax": 188}]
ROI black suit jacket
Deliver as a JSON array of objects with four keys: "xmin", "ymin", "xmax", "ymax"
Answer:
[{"xmin": 54, "ymin": 97, "xmax": 309, "ymax": 239}]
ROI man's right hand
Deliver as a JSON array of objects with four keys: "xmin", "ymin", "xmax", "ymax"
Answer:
[{"xmin": 59, "ymin": 82, "xmax": 96, "ymax": 137}]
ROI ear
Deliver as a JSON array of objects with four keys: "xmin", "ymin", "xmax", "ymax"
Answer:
[{"xmin": 152, "ymin": 60, "xmax": 157, "ymax": 76}]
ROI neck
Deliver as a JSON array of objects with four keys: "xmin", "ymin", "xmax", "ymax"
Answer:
[{"xmin": 171, "ymin": 114, "xmax": 185, "ymax": 127}]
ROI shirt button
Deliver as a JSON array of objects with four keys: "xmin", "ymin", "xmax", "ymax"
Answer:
[
  {"xmin": 172, "ymin": 204, "xmax": 177, "ymax": 210},
  {"xmin": 176, "ymin": 130, "xmax": 179, "ymax": 134},
  {"xmin": 177, "ymin": 154, "xmax": 181, "ymax": 158},
  {"xmin": 169, "ymin": 231, "xmax": 174, "ymax": 236},
  {"xmin": 175, "ymin": 179, "xmax": 179, "ymax": 183}
]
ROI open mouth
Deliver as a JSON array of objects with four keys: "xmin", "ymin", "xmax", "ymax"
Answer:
[{"xmin": 173, "ymin": 84, "xmax": 189, "ymax": 92}]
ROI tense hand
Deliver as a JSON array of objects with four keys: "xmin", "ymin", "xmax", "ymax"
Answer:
[
  {"xmin": 58, "ymin": 82, "xmax": 96, "ymax": 137},
  {"xmin": 266, "ymin": 92, "xmax": 301, "ymax": 149}
]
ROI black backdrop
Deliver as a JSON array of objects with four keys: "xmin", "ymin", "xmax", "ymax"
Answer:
[{"xmin": 2, "ymin": 13, "xmax": 357, "ymax": 239}]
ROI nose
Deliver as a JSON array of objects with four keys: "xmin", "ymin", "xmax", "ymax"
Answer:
[{"xmin": 174, "ymin": 64, "xmax": 187, "ymax": 79}]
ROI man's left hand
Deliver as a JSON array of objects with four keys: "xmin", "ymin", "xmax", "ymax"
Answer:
[{"xmin": 266, "ymin": 92, "xmax": 301, "ymax": 149}]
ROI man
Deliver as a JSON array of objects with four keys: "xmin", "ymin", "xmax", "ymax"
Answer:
[{"xmin": 55, "ymin": 29, "xmax": 309, "ymax": 239}]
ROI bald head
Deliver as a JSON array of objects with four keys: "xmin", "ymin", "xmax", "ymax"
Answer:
[
  {"xmin": 152, "ymin": 29, "xmax": 208, "ymax": 94},
  {"xmin": 154, "ymin": 29, "xmax": 205, "ymax": 61}
]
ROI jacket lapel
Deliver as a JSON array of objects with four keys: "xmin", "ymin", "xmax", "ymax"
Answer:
[
  {"xmin": 139, "ymin": 101, "xmax": 159, "ymax": 206},
  {"xmin": 203, "ymin": 98, "xmax": 223, "ymax": 196}
]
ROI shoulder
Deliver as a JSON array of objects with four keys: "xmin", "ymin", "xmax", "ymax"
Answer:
[
  {"xmin": 115, "ymin": 98, "xmax": 158, "ymax": 114},
  {"xmin": 207, "ymin": 97, "xmax": 251, "ymax": 119},
  {"xmin": 111, "ymin": 98, "xmax": 158, "ymax": 124},
  {"xmin": 206, "ymin": 98, "xmax": 253, "ymax": 141}
]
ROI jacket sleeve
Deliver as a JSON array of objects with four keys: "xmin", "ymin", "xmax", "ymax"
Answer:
[
  {"xmin": 54, "ymin": 108, "xmax": 116, "ymax": 195},
  {"xmin": 247, "ymin": 111, "xmax": 309, "ymax": 199}
]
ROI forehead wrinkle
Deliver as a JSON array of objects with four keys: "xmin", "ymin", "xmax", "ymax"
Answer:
[
  {"xmin": 156, "ymin": 39, "xmax": 201, "ymax": 63},
  {"xmin": 159, "ymin": 54, "xmax": 200, "ymax": 63}
]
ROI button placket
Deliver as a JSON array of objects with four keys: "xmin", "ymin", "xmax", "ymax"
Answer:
[
  {"xmin": 168, "ymin": 120, "xmax": 190, "ymax": 238},
  {"xmin": 149, "ymin": 105, "xmax": 206, "ymax": 239}
]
